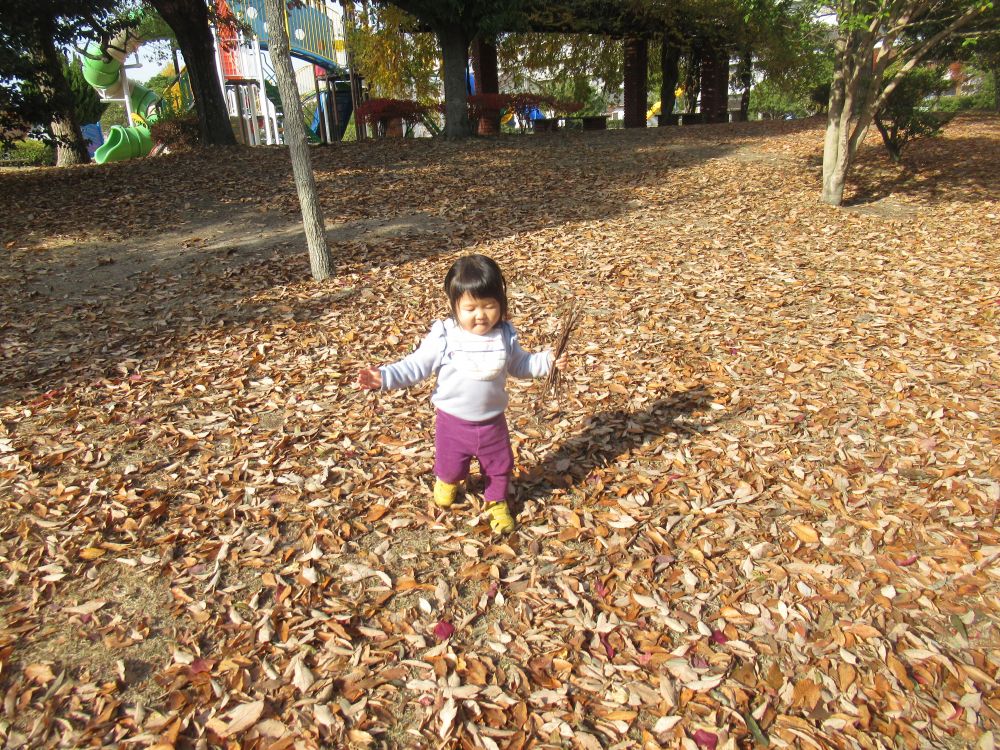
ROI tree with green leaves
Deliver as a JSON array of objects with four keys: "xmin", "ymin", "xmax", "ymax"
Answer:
[
  {"xmin": 379, "ymin": 0, "xmax": 527, "ymax": 137},
  {"xmin": 873, "ymin": 64, "xmax": 953, "ymax": 159},
  {"xmin": 0, "ymin": 0, "xmax": 123, "ymax": 165},
  {"xmin": 821, "ymin": 0, "xmax": 994, "ymax": 205},
  {"xmin": 64, "ymin": 55, "xmax": 108, "ymax": 124},
  {"xmin": 346, "ymin": 4, "xmax": 440, "ymax": 102},
  {"xmin": 499, "ymin": 32, "xmax": 625, "ymax": 96}
]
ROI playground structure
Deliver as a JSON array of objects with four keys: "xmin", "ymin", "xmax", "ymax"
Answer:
[
  {"xmin": 82, "ymin": 31, "xmax": 161, "ymax": 164},
  {"xmin": 84, "ymin": 0, "xmax": 353, "ymax": 164}
]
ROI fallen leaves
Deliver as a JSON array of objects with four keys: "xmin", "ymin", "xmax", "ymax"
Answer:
[
  {"xmin": 217, "ymin": 699, "xmax": 265, "ymax": 737},
  {"xmin": 0, "ymin": 115, "xmax": 998, "ymax": 750}
]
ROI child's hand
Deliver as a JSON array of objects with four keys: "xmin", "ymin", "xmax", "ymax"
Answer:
[
  {"xmin": 358, "ymin": 367, "xmax": 383, "ymax": 390},
  {"xmin": 551, "ymin": 352, "xmax": 569, "ymax": 371}
]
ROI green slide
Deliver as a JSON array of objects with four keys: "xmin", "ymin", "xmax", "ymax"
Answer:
[{"xmin": 82, "ymin": 39, "xmax": 161, "ymax": 164}]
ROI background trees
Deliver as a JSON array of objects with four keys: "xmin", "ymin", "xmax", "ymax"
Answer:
[
  {"xmin": 346, "ymin": 4, "xmax": 440, "ymax": 102},
  {"xmin": 0, "ymin": 0, "xmax": 123, "ymax": 165},
  {"xmin": 376, "ymin": 0, "xmax": 526, "ymax": 137}
]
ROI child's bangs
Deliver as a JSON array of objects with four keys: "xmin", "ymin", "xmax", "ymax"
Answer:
[
  {"xmin": 452, "ymin": 274, "xmax": 502, "ymax": 302},
  {"xmin": 445, "ymin": 254, "xmax": 509, "ymax": 318}
]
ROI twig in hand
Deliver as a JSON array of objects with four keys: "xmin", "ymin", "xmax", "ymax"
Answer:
[{"xmin": 542, "ymin": 302, "xmax": 581, "ymax": 400}]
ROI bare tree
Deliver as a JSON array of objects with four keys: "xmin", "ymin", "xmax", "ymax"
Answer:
[{"xmin": 261, "ymin": 0, "xmax": 334, "ymax": 280}]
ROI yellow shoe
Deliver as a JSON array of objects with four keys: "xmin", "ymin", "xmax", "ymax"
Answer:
[
  {"xmin": 486, "ymin": 502, "xmax": 515, "ymax": 534},
  {"xmin": 434, "ymin": 479, "xmax": 458, "ymax": 508}
]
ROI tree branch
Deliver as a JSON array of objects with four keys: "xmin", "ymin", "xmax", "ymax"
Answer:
[{"xmin": 870, "ymin": 3, "xmax": 986, "ymax": 114}]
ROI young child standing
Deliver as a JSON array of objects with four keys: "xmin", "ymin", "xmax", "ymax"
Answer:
[{"xmin": 358, "ymin": 254, "xmax": 567, "ymax": 534}]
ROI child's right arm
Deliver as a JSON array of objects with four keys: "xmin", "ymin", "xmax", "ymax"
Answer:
[{"xmin": 358, "ymin": 320, "xmax": 447, "ymax": 391}]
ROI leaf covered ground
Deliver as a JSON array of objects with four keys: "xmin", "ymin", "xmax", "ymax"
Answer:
[{"xmin": 0, "ymin": 114, "xmax": 998, "ymax": 750}]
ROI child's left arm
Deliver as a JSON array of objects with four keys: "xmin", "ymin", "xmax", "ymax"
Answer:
[{"xmin": 506, "ymin": 324, "xmax": 566, "ymax": 379}]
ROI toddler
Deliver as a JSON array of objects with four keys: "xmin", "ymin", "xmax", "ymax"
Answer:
[{"xmin": 358, "ymin": 254, "xmax": 567, "ymax": 533}]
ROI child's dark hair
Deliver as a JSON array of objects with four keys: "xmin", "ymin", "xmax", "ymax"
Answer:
[{"xmin": 444, "ymin": 254, "xmax": 508, "ymax": 320}]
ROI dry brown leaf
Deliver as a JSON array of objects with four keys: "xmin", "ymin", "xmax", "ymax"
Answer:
[{"xmin": 219, "ymin": 700, "xmax": 265, "ymax": 737}]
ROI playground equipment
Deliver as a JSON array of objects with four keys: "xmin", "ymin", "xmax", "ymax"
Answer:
[
  {"xmin": 646, "ymin": 87, "xmax": 687, "ymax": 123},
  {"xmin": 83, "ymin": 0, "xmax": 352, "ymax": 162},
  {"xmin": 225, "ymin": 0, "xmax": 355, "ymax": 145},
  {"xmin": 82, "ymin": 30, "xmax": 160, "ymax": 164},
  {"xmin": 200, "ymin": 0, "xmax": 353, "ymax": 146}
]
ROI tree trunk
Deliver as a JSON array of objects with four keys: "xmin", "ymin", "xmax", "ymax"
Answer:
[
  {"xmin": 152, "ymin": 0, "xmax": 236, "ymax": 146},
  {"xmin": 471, "ymin": 36, "xmax": 499, "ymax": 94},
  {"xmin": 437, "ymin": 25, "xmax": 471, "ymax": 138},
  {"xmin": 262, "ymin": 0, "xmax": 333, "ymax": 280},
  {"xmin": 471, "ymin": 35, "xmax": 500, "ymax": 135},
  {"xmin": 623, "ymin": 37, "xmax": 648, "ymax": 128},
  {"xmin": 737, "ymin": 50, "xmax": 752, "ymax": 122},
  {"xmin": 684, "ymin": 50, "xmax": 701, "ymax": 118},
  {"xmin": 993, "ymin": 64, "xmax": 1000, "ymax": 113},
  {"xmin": 700, "ymin": 46, "xmax": 730, "ymax": 123},
  {"xmin": 873, "ymin": 117, "xmax": 901, "ymax": 162},
  {"xmin": 821, "ymin": 51, "xmax": 850, "ymax": 206},
  {"xmin": 821, "ymin": 37, "xmax": 875, "ymax": 206},
  {"xmin": 659, "ymin": 37, "xmax": 680, "ymax": 126},
  {"xmin": 37, "ymin": 23, "xmax": 89, "ymax": 165}
]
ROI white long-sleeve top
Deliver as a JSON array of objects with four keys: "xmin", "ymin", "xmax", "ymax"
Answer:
[{"xmin": 380, "ymin": 319, "xmax": 551, "ymax": 421}]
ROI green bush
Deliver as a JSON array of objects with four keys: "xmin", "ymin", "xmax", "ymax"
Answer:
[
  {"xmin": 749, "ymin": 78, "xmax": 814, "ymax": 119},
  {"xmin": 874, "ymin": 66, "xmax": 954, "ymax": 161},
  {"xmin": 935, "ymin": 90, "xmax": 994, "ymax": 112},
  {"xmin": 0, "ymin": 140, "xmax": 55, "ymax": 167}
]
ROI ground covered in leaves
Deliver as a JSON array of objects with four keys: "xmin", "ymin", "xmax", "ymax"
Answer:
[{"xmin": 0, "ymin": 114, "xmax": 998, "ymax": 750}]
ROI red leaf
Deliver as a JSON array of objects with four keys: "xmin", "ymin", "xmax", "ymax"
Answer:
[
  {"xmin": 189, "ymin": 658, "xmax": 214, "ymax": 675},
  {"xmin": 710, "ymin": 630, "xmax": 729, "ymax": 644},
  {"xmin": 599, "ymin": 632, "xmax": 615, "ymax": 659},
  {"xmin": 692, "ymin": 729, "xmax": 718, "ymax": 750},
  {"xmin": 594, "ymin": 579, "xmax": 609, "ymax": 599},
  {"xmin": 433, "ymin": 620, "xmax": 455, "ymax": 641}
]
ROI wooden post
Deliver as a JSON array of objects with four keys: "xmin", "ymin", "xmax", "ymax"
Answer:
[
  {"xmin": 659, "ymin": 36, "xmax": 681, "ymax": 126},
  {"xmin": 471, "ymin": 36, "xmax": 500, "ymax": 135},
  {"xmin": 700, "ymin": 46, "xmax": 730, "ymax": 123},
  {"xmin": 624, "ymin": 37, "xmax": 648, "ymax": 128}
]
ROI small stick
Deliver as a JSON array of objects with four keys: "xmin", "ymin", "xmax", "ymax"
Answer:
[{"xmin": 542, "ymin": 302, "xmax": 581, "ymax": 399}]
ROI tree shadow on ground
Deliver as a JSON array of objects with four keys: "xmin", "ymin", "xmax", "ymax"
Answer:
[
  {"xmin": 0, "ymin": 128, "xmax": 768, "ymax": 406},
  {"xmin": 848, "ymin": 134, "xmax": 999, "ymax": 206},
  {"xmin": 509, "ymin": 388, "xmax": 714, "ymax": 511}
]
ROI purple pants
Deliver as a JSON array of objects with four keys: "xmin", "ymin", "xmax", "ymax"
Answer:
[{"xmin": 434, "ymin": 410, "xmax": 513, "ymax": 502}]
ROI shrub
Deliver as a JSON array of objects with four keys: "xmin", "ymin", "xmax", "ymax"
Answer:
[
  {"xmin": 554, "ymin": 99, "xmax": 584, "ymax": 115},
  {"xmin": 0, "ymin": 140, "xmax": 55, "ymax": 167},
  {"xmin": 149, "ymin": 112, "xmax": 201, "ymax": 150},
  {"xmin": 874, "ymin": 66, "xmax": 954, "ymax": 161},
  {"xmin": 355, "ymin": 98, "xmax": 429, "ymax": 136},
  {"xmin": 935, "ymin": 88, "xmax": 995, "ymax": 112},
  {"xmin": 0, "ymin": 140, "xmax": 56, "ymax": 167},
  {"xmin": 467, "ymin": 93, "xmax": 511, "ymax": 120},
  {"xmin": 505, "ymin": 93, "xmax": 552, "ymax": 132}
]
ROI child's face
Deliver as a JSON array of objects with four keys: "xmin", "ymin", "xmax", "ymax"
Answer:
[{"xmin": 455, "ymin": 293, "xmax": 501, "ymax": 336}]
